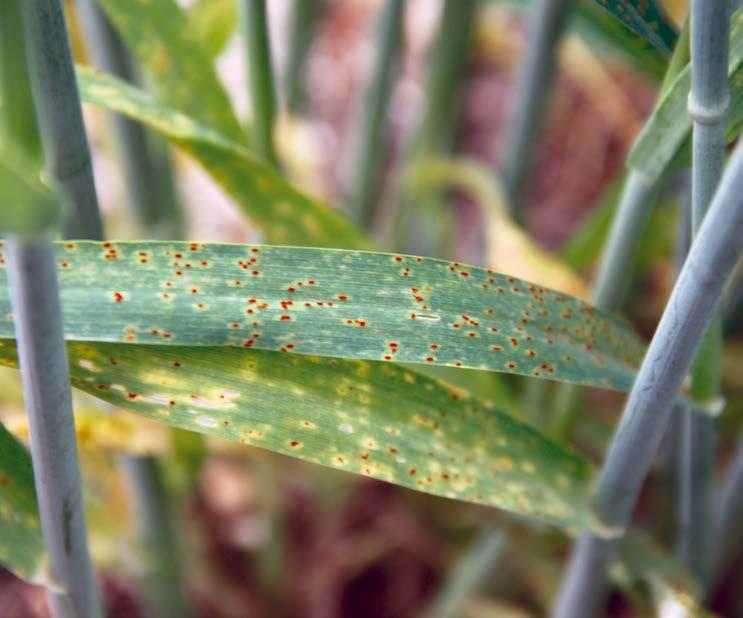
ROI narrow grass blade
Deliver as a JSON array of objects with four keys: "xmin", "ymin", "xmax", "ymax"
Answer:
[
  {"xmin": 76, "ymin": 66, "xmax": 370, "ymax": 249},
  {"xmin": 0, "ymin": 340, "xmax": 600, "ymax": 533},
  {"xmin": 628, "ymin": 9, "xmax": 743, "ymax": 184},
  {"xmin": 0, "ymin": 241, "xmax": 645, "ymax": 391},
  {"xmin": 96, "ymin": 0, "xmax": 244, "ymax": 143},
  {"xmin": 589, "ymin": 0, "xmax": 677, "ymax": 55}
]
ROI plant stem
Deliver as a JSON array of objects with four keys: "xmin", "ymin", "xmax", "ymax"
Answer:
[
  {"xmin": 498, "ymin": 0, "xmax": 575, "ymax": 216},
  {"xmin": 552, "ymin": 137, "xmax": 743, "ymax": 618},
  {"xmin": 346, "ymin": 0, "xmax": 405, "ymax": 230},
  {"xmin": 710, "ymin": 438, "xmax": 743, "ymax": 587},
  {"xmin": 21, "ymin": 0, "xmax": 104, "ymax": 240},
  {"xmin": 677, "ymin": 0, "xmax": 729, "ymax": 586},
  {"xmin": 284, "ymin": 0, "xmax": 322, "ymax": 114},
  {"xmin": 75, "ymin": 0, "xmax": 183, "ymax": 239},
  {"xmin": 7, "ymin": 238, "xmax": 103, "ymax": 618},
  {"xmin": 240, "ymin": 0, "xmax": 278, "ymax": 167},
  {"xmin": 423, "ymin": 526, "xmax": 504, "ymax": 618},
  {"xmin": 394, "ymin": 0, "xmax": 476, "ymax": 256},
  {"xmin": 118, "ymin": 455, "xmax": 190, "ymax": 618},
  {"xmin": 548, "ymin": 21, "xmax": 690, "ymax": 440}
]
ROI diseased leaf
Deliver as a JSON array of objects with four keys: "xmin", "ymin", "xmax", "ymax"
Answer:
[
  {"xmin": 0, "ymin": 241, "xmax": 645, "ymax": 390},
  {"xmin": 76, "ymin": 67, "xmax": 371, "ymax": 250},
  {"xmin": 0, "ymin": 422, "xmax": 43, "ymax": 581},
  {"xmin": 96, "ymin": 0, "xmax": 244, "ymax": 143},
  {"xmin": 0, "ymin": 340, "xmax": 600, "ymax": 533},
  {"xmin": 586, "ymin": 0, "xmax": 677, "ymax": 55},
  {"xmin": 627, "ymin": 9, "xmax": 743, "ymax": 183}
]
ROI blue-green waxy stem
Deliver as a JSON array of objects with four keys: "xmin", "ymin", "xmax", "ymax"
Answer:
[
  {"xmin": 553, "ymin": 137, "xmax": 743, "ymax": 618},
  {"xmin": 7, "ymin": 239, "xmax": 103, "ymax": 618},
  {"xmin": 679, "ymin": 0, "xmax": 730, "ymax": 585},
  {"xmin": 21, "ymin": 0, "xmax": 104, "ymax": 240}
]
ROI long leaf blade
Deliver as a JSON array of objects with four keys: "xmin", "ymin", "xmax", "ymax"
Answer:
[
  {"xmin": 96, "ymin": 0, "xmax": 244, "ymax": 142},
  {"xmin": 0, "ymin": 340, "xmax": 600, "ymax": 534},
  {"xmin": 0, "ymin": 241, "xmax": 644, "ymax": 390},
  {"xmin": 76, "ymin": 66, "xmax": 371, "ymax": 250}
]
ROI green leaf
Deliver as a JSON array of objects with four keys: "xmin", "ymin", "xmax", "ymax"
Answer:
[
  {"xmin": 0, "ymin": 155, "xmax": 59, "ymax": 236},
  {"xmin": 189, "ymin": 0, "xmax": 237, "ymax": 59},
  {"xmin": 627, "ymin": 9, "xmax": 743, "ymax": 183},
  {"xmin": 585, "ymin": 0, "xmax": 677, "ymax": 55},
  {"xmin": 0, "ymin": 340, "xmax": 600, "ymax": 533},
  {"xmin": 96, "ymin": 0, "xmax": 244, "ymax": 143},
  {"xmin": 0, "ymin": 422, "xmax": 43, "ymax": 581},
  {"xmin": 76, "ymin": 67, "xmax": 369, "ymax": 250},
  {"xmin": 0, "ymin": 241, "xmax": 644, "ymax": 390}
]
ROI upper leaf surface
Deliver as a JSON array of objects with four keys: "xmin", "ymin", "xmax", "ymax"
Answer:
[
  {"xmin": 0, "ymin": 241, "xmax": 645, "ymax": 390},
  {"xmin": 0, "ymin": 340, "xmax": 599, "ymax": 533},
  {"xmin": 588, "ymin": 0, "xmax": 677, "ymax": 55},
  {"xmin": 76, "ymin": 67, "xmax": 371, "ymax": 250},
  {"xmin": 96, "ymin": 0, "xmax": 244, "ymax": 143}
]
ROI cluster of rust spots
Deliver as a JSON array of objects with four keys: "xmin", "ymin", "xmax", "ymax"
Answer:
[{"xmin": 345, "ymin": 318, "xmax": 367, "ymax": 327}]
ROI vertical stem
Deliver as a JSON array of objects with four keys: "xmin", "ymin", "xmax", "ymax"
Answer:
[
  {"xmin": 552, "ymin": 138, "xmax": 743, "ymax": 618},
  {"xmin": 423, "ymin": 526, "xmax": 504, "ymax": 618},
  {"xmin": 21, "ymin": 0, "xmax": 104, "ymax": 240},
  {"xmin": 284, "ymin": 0, "xmax": 322, "ymax": 114},
  {"xmin": 241, "ymin": 0, "xmax": 278, "ymax": 167},
  {"xmin": 548, "ymin": 21, "xmax": 690, "ymax": 440},
  {"xmin": 118, "ymin": 455, "xmax": 189, "ymax": 618},
  {"xmin": 7, "ymin": 239, "xmax": 103, "ymax": 618},
  {"xmin": 498, "ymin": 0, "xmax": 575, "ymax": 216},
  {"xmin": 75, "ymin": 0, "xmax": 183, "ymax": 239},
  {"xmin": 346, "ymin": 0, "xmax": 406, "ymax": 230},
  {"xmin": 677, "ymin": 0, "xmax": 729, "ymax": 585},
  {"xmin": 710, "ymin": 439, "xmax": 743, "ymax": 587},
  {"xmin": 394, "ymin": 0, "xmax": 476, "ymax": 256}
]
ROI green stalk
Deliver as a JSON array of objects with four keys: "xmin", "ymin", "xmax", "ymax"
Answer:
[
  {"xmin": 240, "ymin": 0, "xmax": 278, "ymax": 167},
  {"xmin": 552, "ymin": 137, "xmax": 743, "ymax": 618},
  {"xmin": 549, "ymin": 23, "xmax": 690, "ymax": 439},
  {"xmin": 423, "ymin": 526, "xmax": 504, "ymax": 618},
  {"xmin": 75, "ymin": 0, "xmax": 183, "ymax": 239},
  {"xmin": 498, "ymin": 0, "xmax": 575, "ymax": 216},
  {"xmin": 284, "ymin": 0, "xmax": 322, "ymax": 114},
  {"xmin": 678, "ymin": 0, "xmax": 730, "ymax": 585},
  {"xmin": 3, "ymin": 5, "xmax": 103, "ymax": 614},
  {"xmin": 710, "ymin": 438, "xmax": 743, "ymax": 588},
  {"xmin": 21, "ymin": 0, "xmax": 104, "ymax": 240},
  {"xmin": 118, "ymin": 456, "xmax": 190, "ymax": 618},
  {"xmin": 346, "ymin": 0, "xmax": 405, "ymax": 230},
  {"xmin": 6, "ymin": 239, "xmax": 104, "ymax": 618},
  {"xmin": 394, "ymin": 0, "xmax": 476, "ymax": 256}
]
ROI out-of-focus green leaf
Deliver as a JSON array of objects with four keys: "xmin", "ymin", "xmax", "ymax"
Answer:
[
  {"xmin": 628, "ymin": 9, "xmax": 743, "ymax": 182},
  {"xmin": 0, "ymin": 422, "xmax": 43, "ymax": 581},
  {"xmin": 0, "ymin": 241, "xmax": 645, "ymax": 390},
  {"xmin": 96, "ymin": 0, "xmax": 244, "ymax": 142},
  {"xmin": 0, "ymin": 155, "xmax": 59, "ymax": 236},
  {"xmin": 585, "ymin": 0, "xmax": 677, "ymax": 55},
  {"xmin": 0, "ymin": 340, "xmax": 601, "ymax": 533},
  {"xmin": 76, "ymin": 67, "xmax": 370, "ymax": 249},
  {"xmin": 493, "ymin": 0, "xmax": 674, "ymax": 79},
  {"xmin": 189, "ymin": 0, "xmax": 237, "ymax": 59}
]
